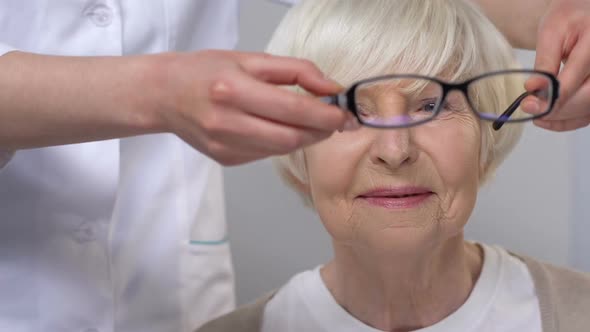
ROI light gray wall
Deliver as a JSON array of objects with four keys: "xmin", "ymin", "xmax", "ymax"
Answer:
[
  {"xmin": 227, "ymin": 0, "xmax": 576, "ymax": 305},
  {"xmin": 572, "ymin": 128, "xmax": 590, "ymax": 271}
]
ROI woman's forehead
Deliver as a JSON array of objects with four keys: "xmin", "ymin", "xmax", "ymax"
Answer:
[
  {"xmin": 356, "ymin": 79, "xmax": 442, "ymax": 100},
  {"xmin": 333, "ymin": 60, "xmax": 470, "ymax": 87}
]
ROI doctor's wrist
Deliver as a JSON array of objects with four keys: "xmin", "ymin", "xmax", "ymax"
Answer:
[
  {"xmin": 109, "ymin": 54, "xmax": 176, "ymax": 137},
  {"xmin": 470, "ymin": 0, "xmax": 550, "ymax": 50},
  {"xmin": 127, "ymin": 52, "xmax": 192, "ymax": 136}
]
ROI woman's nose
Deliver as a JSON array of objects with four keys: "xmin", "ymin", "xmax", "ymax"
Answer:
[{"xmin": 369, "ymin": 128, "xmax": 418, "ymax": 170}]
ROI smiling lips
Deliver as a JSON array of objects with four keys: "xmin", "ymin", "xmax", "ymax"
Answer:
[{"xmin": 358, "ymin": 187, "xmax": 433, "ymax": 209}]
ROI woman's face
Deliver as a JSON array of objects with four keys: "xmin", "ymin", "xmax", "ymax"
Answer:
[{"xmin": 305, "ymin": 80, "xmax": 482, "ymax": 254}]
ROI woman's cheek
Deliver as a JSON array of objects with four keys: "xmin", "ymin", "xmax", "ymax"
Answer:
[
  {"xmin": 419, "ymin": 118, "xmax": 481, "ymax": 187},
  {"xmin": 306, "ymin": 133, "xmax": 369, "ymax": 199},
  {"xmin": 305, "ymin": 134, "xmax": 372, "ymax": 241}
]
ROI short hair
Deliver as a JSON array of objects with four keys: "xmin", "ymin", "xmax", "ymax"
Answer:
[{"xmin": 267, "ymin": 0, "xmax": 524, "ymax": 206}]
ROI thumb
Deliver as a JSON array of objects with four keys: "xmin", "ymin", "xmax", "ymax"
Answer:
[{"xmin": 533, "ymin": 24, "xmax": 569, "ymax": 111}]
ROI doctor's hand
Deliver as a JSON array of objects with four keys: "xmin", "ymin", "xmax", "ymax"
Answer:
[
  {"xmin": 0, "ymin": 50, "xmax": 354, "ymax": 166},
  {"xmin": 530, "ymin": 0, "xmax": 590, "ymax": 131},
  {"xmin": 147, "ymin": 50, "xmax": 353, "ymax": 165}
]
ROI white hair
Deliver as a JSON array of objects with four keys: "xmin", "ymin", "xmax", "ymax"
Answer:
[{"xmin": 268, "ymin": 0, "xmax": 524, "ymax": 206}]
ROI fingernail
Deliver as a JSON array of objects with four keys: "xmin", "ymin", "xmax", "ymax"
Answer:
[
  {"xmin": 324, "ymin": 77, "xmax": 344, "ymax": 90},
  {"xmin": 522, "ymin": 99, "xmax": 541, "ymax": 114}
]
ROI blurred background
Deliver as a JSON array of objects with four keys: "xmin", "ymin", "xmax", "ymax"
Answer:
[{"xmin": 226, "ymin": 0, "xmax": 588, "ymax": 305}]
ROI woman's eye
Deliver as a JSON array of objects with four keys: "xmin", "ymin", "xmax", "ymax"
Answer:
[
  {"xmin": 418, "ymin": 99, "xmax": 439, "ymax": 112},
  {"xmin": 356, "ymin": 103, "xmax": 375, "ymax": 118},
  {"xmin": 424, "ymin": 103, "xmax": 437, "ymax": 112}
]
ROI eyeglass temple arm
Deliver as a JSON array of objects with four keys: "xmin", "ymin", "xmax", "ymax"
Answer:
[{"xmin": 492, "ymin": 89, "xmax": 545, "ymax": 131}]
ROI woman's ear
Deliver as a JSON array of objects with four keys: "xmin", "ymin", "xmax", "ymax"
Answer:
[
  {"xmin": 277, "ymin": 167, "xmax": 314, "ymax": 207},
  {"xmin": 478, "ymin": 126, "xmax": 493, "ymax": 186},
  {"xmin": 273, "ymin": 150, "xmax": 315, "ymax": 207},
  {"xmin": 478, "ymin": 160, "xmax": 488, "ymax": 185},
  {"xmin": 280, "ymin": 168, "xmax": 310, "ymax": 195}
]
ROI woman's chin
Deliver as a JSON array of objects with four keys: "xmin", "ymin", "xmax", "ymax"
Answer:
[
  {"xmin": 339, "ymin": 227, "xmax": 444, "ymax": 258},
  {"xmin": 341, "ymin": 215, "xmax": 460, "ymax": 257},
  {"xmin": 354, "ymin": 198, "xmax": 446, "ymax": 229}
]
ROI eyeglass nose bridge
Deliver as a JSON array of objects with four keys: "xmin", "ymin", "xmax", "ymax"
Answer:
[{"xmin": 438, "ymin": 82, "xmax": 471, "ymax": 105}]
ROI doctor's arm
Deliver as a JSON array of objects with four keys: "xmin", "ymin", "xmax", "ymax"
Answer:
[
  {"xmin": 0, "ymin": 50, "xmax": 352, "ymax": 165},
  {"xmin": 474, "ymin": 0, "xmax": 590, "ymax": 131}
]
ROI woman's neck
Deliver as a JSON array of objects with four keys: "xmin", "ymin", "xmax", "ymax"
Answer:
[{"xmin": 321, "ymin": 237, "xmax": 483, "ymax": 332}]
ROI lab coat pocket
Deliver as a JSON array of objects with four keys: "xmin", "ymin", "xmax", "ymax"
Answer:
[
  {"xmin": 179, "ymin": 160, "xmax": 236, "ymax": 330},
  {"xmin": 188, "ymin": 162, "xmax": 227, "ymax": 245},
  {"xmin": 181, "ymin": 241, "xmax": 236, "ymax": 331}
]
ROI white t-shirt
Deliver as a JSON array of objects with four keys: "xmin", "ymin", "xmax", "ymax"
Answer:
[{"xmin": 262, "ymin": 243, "xmax": 542, "ymax": 332}]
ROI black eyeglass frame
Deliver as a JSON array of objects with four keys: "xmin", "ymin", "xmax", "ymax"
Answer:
[{"xmin": 322, "ymin": 69, "xmax": 560, "ymax": 130}]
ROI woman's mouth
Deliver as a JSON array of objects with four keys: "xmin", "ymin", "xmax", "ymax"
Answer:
[{"xmin": 358, "ymin": 187, "xmax": 434, "ymax": 209}]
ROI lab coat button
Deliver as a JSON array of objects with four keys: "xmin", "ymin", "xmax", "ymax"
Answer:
[
  {"xmin": 73, "ymin": 221, "xmax": 97, "ymax": 244},
  {"xmin": 85, "ymin": 4, "xmax": 113, "ymax": 27}
]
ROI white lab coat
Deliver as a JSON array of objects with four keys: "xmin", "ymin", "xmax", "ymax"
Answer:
[{"xmin": 0, "ymin": 0, "xmax": 292, "ymax": 331}]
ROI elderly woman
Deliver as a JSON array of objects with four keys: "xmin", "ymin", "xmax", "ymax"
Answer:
[{"xmin": 199, "ymin": 0, "xmax": 590, "ymax": 331}]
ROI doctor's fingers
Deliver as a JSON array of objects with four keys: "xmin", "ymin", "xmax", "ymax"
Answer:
[
  {"xmin": 237, "ymin": 52, "xmax": 342, "ymax": 96},
  {"xmin": 554, "ymin": 32, "xmax": 590, "ymax": 113},
  {"xmin": 209, "ymin": 68, "xmax": 350, "ymax": 132},
  {"xmin": 182, "ymin": 105, "xmax": 332, "ymax": 166},
  {"xmin": 533, "ymin": 114, "xmax": 590, "ymax": 132},
  {"xmin": 535, "ymin": 4, "xmax": 590, "ymax": 119},
  {"xmin": 532, "ymin": 80, "xmax": 590, "ymax": 131}
]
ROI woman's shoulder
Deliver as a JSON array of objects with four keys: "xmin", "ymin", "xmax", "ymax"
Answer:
[
  {"xmin": 513, "ymin": 252, "xmax": 590, "ymax": 291},
  {"xmin": 510, "ymin": 251, "xmax": 590, "ymax": 332},
  {"xmin": 194, "ymin": 268, "xmax": 318, "ymax": 332},
  {"xmin": 194, "ymin": 290, "xmax": 274, "ymax": 332}
]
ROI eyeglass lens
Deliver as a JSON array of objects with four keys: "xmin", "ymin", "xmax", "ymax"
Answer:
[{"xmin": 354, "ymin": 78, "xmax": 445, "ymax": 127}]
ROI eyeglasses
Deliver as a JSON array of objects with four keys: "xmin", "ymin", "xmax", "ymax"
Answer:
[{"xmin": 321, "ymin": 70, "xmax": 559, "ymax": 131}]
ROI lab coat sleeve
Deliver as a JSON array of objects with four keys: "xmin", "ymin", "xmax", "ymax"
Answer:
[
  {"xmin": 0, "ymin": 42, "xmax": 18, "ymax": 169},
  {"xmin": 0, "ymin": 150, "xmax": 14, "ymax": 169},
  {"xmin": 270, "ymin": 0, "xmax": 299, "ymax": 6},
  {"xmin": 0, "ymin": 42, "xmax": 17, "ymax": 56}
]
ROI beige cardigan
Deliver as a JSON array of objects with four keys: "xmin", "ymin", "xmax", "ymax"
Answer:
[{"xmin": 197, "ymin": 254, "xmax": 590, "ymax": 332}]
